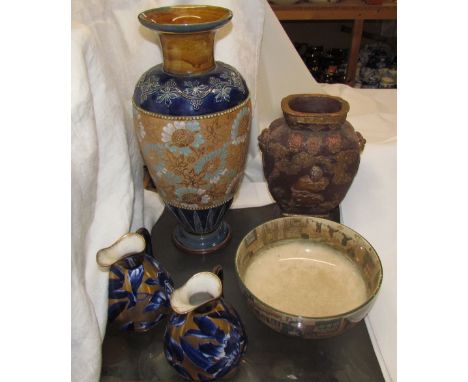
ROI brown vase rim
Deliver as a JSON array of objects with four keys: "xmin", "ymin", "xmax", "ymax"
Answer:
[
  {"xmin": 138, "ymin": 5, "xmax": 232, "ymax": 34},
  {"xmin": 281, "ymin": 94, "xmax": 350, "ymax": 125}
]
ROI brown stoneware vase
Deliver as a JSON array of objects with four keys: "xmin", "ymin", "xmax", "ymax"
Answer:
[
  {"xmin": 133, "ymin": 5, "xmax": 251, "ymax": 255},
  {"xmin": 258, "ymin": 94, "xmax": 365, "ymax": 216}
]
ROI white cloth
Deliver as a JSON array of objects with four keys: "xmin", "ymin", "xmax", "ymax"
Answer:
[
  {"xmin": 323, "ymin": 85, "xmax": 397, "ymax": 381},
  {"xmin": 72, "ymin": 1, "xmax": 266, "ymax": 381},
  {"xmin": 71, "ymin": 18, "xmax": 146, "ymax": 382},
  {"xmin": 72, "ymin": 1, "xmax": 396, "ymax": 381}
]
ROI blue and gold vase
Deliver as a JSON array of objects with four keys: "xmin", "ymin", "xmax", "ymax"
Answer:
[
  {"xmin": 164, "ymin": 266, "xmax": 247, "ymax": 381},
  {"xmin": 96, "ymin": 228, "xmax": 174, "ymax": 332},
  {"xmin": 133, "ymin": 6, "xmax": 252, "ymax": 254}
]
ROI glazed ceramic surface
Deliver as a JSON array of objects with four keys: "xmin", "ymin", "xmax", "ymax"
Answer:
[
  {"xmin": 258, "ymin": 94, "xmax": 365, "ymax": 216},
  {"xmin": 134, "ymin": 102, "xmax": 251, "ymax": 210},
  {"xmin": 97, "ymin": 228, "xmax": 174, "ymax": 332},
  {"xmin": 164, "ymin": 267, "xmax": 247, "ymax": 381},
  {"xmin": 235, "ymin": 217, "xmax": 382, "ymax": 339},
  {"xmin": 134, "ymin": 62, "xmax": 248, "ymax": 116},
  {"xmin": 133, "ymin": 6, "xmax": 251, "ymax": 254}
]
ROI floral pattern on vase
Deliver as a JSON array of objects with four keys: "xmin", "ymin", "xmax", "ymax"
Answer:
[
  {"xmin": 135, "ymin": 63, "xmax": 247, "ymax": 115},
  {"xmin": 133, "ymin": 6, "xmax": 252, "ymax": 254},
  {"xmin": 161, "ymin": 121, "xmax": 205, "ymax": 156},
  {"xmin": 135, "ymin": 102, "xmax": 251, "ymax": 211}
]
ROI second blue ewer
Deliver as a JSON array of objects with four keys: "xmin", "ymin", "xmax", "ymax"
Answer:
[{"xmin": 133, "ymin": 6, "xmax": 251, "ymax": 254}]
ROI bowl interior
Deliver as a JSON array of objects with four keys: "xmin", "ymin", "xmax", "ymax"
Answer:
[{"xmin": 235, "ymin": 217, "xmax": 382, "ymax": 319}]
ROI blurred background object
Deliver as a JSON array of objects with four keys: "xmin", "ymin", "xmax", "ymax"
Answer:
[{"xmin": 270, "ymin": 1, "xmax": 396, "ymax": 87}]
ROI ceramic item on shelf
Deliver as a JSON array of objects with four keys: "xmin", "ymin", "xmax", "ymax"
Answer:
[
  {"xmin": 378, "ymin": 68, "xmax": 396, "ymax": 89},
  {"xmin": 235, "ymin": 216, "xmax": 383, "ymax": 339},
  {"xmin": 379, "ymin": 76, "xmax": 396, "ymax": 89},
  {"xmin": 96, "ymin": 228, "xmax": 174, "ymax": 332},
  {"xmin": 304, "ymin": 45, "xmax": 323, "ymax": 78},
  {"xmin": 133, "ymin": 6, "xmax": 252, "ymax": 255},
  {"xmin": 258, "ymin": 94, "xmax": 365, "ymax": 217},
  {"xmin": 360, "ymin": 67, "xmax": 380, "ymax": 88},
  {"xmin": 164, "ymin": 266, "xmax": 247, "ymax": 381}
]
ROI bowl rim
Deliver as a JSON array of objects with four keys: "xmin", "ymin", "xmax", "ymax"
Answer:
[{"xmin": 234, "ymin": 216, "xmax": 383, "ymax": 321}]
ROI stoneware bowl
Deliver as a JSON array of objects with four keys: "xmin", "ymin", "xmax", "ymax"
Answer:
[{"xmin": 235, "ymin": 216, "xmax": 383, "ymax": 339}]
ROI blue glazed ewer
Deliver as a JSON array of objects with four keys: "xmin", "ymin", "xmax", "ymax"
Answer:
[
  {"xmin": 96, "ymin": 228, "xmax": 174, "ymax": 332},
  {"xmin": 164, "ymin": 266, "xmax": 247, "ymax": 381}
]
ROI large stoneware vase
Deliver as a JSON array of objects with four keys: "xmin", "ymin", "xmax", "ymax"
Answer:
[
  {"xmin": 133, "ymin": 6, "xmax": 251, "ymax": 254},
  {"xmin": 258, "ymin": 94, "xmax": 365, "ymax": 217}
]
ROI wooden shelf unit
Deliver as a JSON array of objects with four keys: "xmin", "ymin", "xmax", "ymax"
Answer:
[{"xmin": 270, "ymin": 0, "xmax": 397, "ymax": 85}]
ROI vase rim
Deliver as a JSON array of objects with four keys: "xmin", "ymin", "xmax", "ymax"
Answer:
[
  {"xmin": 281, "ymin": 93, "xmax": 350, "ymax": 125},
  {"xmin": 138, "ymin": 5, "xmax": 233, "ymax": 33},
  {"xmin": 96, "ymin": 232, "xmax": 146, "ymax": 268},
  {"xmin": 170, "ymin": 271, "xmax": 222, "ymax": 314}
]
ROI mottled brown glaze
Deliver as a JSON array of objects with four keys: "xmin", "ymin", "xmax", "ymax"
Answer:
[
  {"xmin": 259, "ymin": 94, "xmax": 365, "ymax": 216},
  {"xmin": 138, "ymin": 5, "xmax": 232, "ymax": 75},
  {"xmin": 160, "ymin": 31, "xmax": 215, "ymax": 75},
  {"xmin": 141, "ymin": 6, "xmax": 232, "ymax": 26}
]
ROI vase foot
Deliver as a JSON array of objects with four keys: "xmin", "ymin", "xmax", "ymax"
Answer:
[{"xmin": 172, "ymin": 221, "xmax": 231, "ymax": 255}]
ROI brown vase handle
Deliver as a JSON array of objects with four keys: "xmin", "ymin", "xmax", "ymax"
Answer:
[
  {"xmin": 136, "ymin": 227, "xmax": 152, "ymax": 257},
  {"xmin": 212, "ymin": 265, "xmax": 224, "ymax": 297},
  {"xmin": 356, "ymin": 131, "xmax": 366, "ymax": 152}
]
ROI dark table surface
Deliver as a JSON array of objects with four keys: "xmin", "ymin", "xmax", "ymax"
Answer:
[{"xmin": 101, "ymin": 204, "xmax": 384, "ymax": 382}]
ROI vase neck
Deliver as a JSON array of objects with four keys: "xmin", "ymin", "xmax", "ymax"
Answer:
[{"xmin": 160, "ymin": 31, "xmax": 216, "ymax": 75}]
